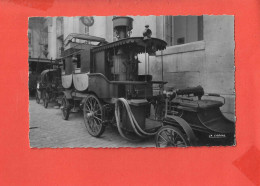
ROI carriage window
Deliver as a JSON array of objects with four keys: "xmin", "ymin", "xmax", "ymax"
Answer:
[
  {"xmin": 76, "ymin": 54, "xmax": 81, "ymax": 68},
  {"xmin": 63, "ymin": 60, "xmax": 65, "ymax": 70},
  {"xmin": 165, "ymin": 16, "xmax": 203, "ymax": 46}
]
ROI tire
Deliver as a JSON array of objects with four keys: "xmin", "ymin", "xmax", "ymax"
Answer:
[
  {"xmin": 43, "ymin": 91, "xmax": 49, "ymax": 108},
  {"xmin": 61, "ymin": 97, "xmax": 70, "ymax": 120},
  {"xmin": 83, "ymin": 94, "xmax": 105, "ymax": 137},
  {"xmin": 155, "ymin": 125, "xmax": 190, "ymax": 147}
]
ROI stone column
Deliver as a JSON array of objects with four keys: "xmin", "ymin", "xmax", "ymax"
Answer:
[{"xmin": 47, "ymin": 17, "xmax": 57, "ymax": 60}]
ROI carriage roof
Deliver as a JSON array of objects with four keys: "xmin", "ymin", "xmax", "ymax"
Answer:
[
  {"xmin": 64, "ymin": 33, "xmax": 107, "ymax": 46},
  {"xmin": 91, "ymin": 37, "xmax": 167, "ymax": 54}
]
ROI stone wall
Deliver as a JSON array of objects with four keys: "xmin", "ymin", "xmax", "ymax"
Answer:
[
  {"xmin": 146, "ymin": 15, "xmax": 235, "ymax": 120},
  {"xmin": 203, "ymin": 15, "xmax": 235, "ymax": 120}
]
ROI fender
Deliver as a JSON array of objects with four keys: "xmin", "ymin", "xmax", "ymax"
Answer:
[
  {"xmin": 165, "ymin": 115, "xmax": 198, "ymax": 146},
  {"xmin": 62, "ymin": 90, "xmax": 73, "ymax": 99}
]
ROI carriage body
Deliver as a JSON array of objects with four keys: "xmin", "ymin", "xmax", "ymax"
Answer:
[{"xmin": 61, "ymin": 36, "xmax": 166, "ymax": 99}]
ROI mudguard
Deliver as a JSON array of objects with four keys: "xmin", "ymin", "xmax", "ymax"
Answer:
[{"xmin": 165, "ymin": 115, "xmax": 198, "ymax": 146}]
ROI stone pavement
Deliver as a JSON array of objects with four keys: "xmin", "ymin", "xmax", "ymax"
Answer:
[{"xmin": 29, "ymin": 98, "xmax": 155, "ymax": 148}]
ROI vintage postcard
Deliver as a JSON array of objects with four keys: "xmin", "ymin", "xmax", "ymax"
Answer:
[{"xmin": 28, "ymin": 16, "xmax": 235, "ymax": 148}]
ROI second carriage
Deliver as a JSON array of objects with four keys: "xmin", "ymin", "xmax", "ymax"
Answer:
[{"xmin": 36, "ymin": 64, "xmax": 63, "ymax": 108}]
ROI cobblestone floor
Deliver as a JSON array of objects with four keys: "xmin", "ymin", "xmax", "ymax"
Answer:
[{"xmin": 29, "ymin": 98, "xmax": 155, "ymax": 148}]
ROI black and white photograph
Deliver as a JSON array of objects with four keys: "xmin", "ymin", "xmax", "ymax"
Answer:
[{"xmin": 28, "ymin": 15, "xmax": 235, "ymax": 148}]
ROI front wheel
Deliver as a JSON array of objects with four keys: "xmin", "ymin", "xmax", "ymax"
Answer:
[
  {"xmin": 83, "ymin": 95, "xmax": 105, "ymax": 137},
  {"xmin": 61, "ymin": 97, "xmax": 70, "ymax": 120},
  {"xmin": 155, "ymin": 126, "xmax": 189, "ymax": 147}
]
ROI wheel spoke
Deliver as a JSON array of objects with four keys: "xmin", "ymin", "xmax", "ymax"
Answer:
[
  {"xmin": 93, "ymin": 100, "xmax": 97, "ymax": 110},
  {"xmin": 89, "ymin": 119, "xmax": 94, "ymax": 131},
  {"xmin": 89, "ymin": 104, "xmax": 93, "ymax": 112},
  {"xmin": 94, "ymin": 110, "xmax": 101, "ymax": 115},
  {"xmin": 164, "ymin": 130, "xmax": 173, "ymax": 143},
  {"xmin": 91, "ymin": 122, "xmax": 96, "ymax": 133},
  {"xmin": 158, "ymin": 141, "xmax": 168, "ymax": 147},
  {"xmin": 85, "ymin": 102, "xmax": 91, "ymax": 111},
  {"xmin": 86, "ymin": 101, "xmax": 90, "ymax": 111},
  {"xmin": 93, "ymin": 115, "xmax": 102, "ymax": 122},
  {"xmin": 90, "ymin": 98, "xmax": 94, "ymax": 110},
  {"xmin": 173, "ymin": 131, "xmax": 178, "ymax": 142},
  {"xmin": 93, "ymin": 102, "xmax": 100, "ymax": 113},
  {"xmin": 90, "ymin": 99, "xmax": 94, "ymax": 111},
  {"xmin": 87, "ymin": 100, "xmax": 92, "ymax": 111},
  {"xmin": 158, "ymin": 134, "xmax": 168, "ymax": 142},
  {"xmin": 93, "ymin": 119, "xmax": 100, "ymax": 132}
]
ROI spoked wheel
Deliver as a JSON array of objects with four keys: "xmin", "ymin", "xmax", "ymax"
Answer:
[
  {"xmin": 155, "ymin": 126, "xmax": 189, "ymax": 147},
  {"xmin": 83, "ymin": 94, "xmax": 105, "ymax": 137},
  {"xmin": 36, "ymin": 90, "xmax": 40, "ymax": 104},
  {"xmin": 43, "ymin": 91, "xmax": 49, "ymax": 108},
  {"xmin": 61, "ymin": 97, "xmax": 70, "ymax": 120}
]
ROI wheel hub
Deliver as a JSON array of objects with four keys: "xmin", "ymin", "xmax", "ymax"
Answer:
[{"xmin": 87, "ymin": 111, "xmax": 94, "ymax": 118}]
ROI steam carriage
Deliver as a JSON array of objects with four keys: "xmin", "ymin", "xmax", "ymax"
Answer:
[{"xmin": 60, "ymin": 16, "xmax": 235, "ymax": 146}]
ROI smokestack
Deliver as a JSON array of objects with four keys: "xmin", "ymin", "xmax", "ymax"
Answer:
[{"xmin": 112, "ymin": 16, "xmax": 133, "ymax": 40}]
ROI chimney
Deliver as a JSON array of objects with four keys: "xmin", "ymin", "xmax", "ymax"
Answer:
[{"xmin": 112, "ymin": 16, "xmax": 133, "ymax": 40}]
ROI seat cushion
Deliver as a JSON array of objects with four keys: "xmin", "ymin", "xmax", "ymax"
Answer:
[{"xmin": 173, "ymin": 99, "xmax": 223, "ymax": 110}]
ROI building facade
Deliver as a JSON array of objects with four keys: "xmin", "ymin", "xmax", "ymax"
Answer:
[{"xmin": 28, "ymin": 15, "xmax": 235, "ymax": 119}]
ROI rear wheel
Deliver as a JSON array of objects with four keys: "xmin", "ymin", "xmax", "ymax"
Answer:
[
  {"xmin": 83, "ymin": 95, "xmax": 105, "ymax": 137},
  {"xmin": 61, "ymin": 97, "xmax": 70, "ymax": 120},
  {"xmin": 155, "ymin": 126, "xmax": 189, "ymax": 147}
]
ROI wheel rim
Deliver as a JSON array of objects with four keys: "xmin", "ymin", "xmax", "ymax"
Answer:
[
  {"xmin": 83, "ymin": 95, "xmax": 103, "ymax": 136},
  {"xmin": 157, "ymin": 128, "xmax": 188, "ymax": 147}
]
